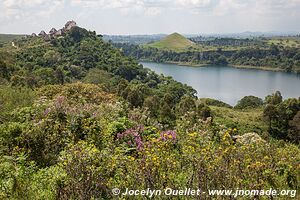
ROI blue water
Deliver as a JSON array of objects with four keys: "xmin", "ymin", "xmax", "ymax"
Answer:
[{"xmin": 141, "ymin": 61, "xmax": 300, "ymax": 105}]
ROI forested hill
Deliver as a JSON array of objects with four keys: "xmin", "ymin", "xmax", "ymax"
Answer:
[
  {"xmin": 0, "ymin": 24, "xmax": 196, "ymax": 102},
  {"xmin": 114, "ymin": 38, "xmax": 300, "ymax": 73}
]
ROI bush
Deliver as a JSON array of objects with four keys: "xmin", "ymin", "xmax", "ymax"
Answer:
[
  {"xmin": 199, "ymin": 98, "xmax": 232, "ymax": 108},
  {"xmin": 235, "ymin": 95, "xmax": 263, "ymax": 109}
]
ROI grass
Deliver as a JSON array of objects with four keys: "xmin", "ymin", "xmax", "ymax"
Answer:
[
  {"xmin": 211, "ymin": 106, "xmax": 268, "ymax": 137},
  {"xmin": 145, "ymin": 32, "xmax": 200, "ymax": 52}
]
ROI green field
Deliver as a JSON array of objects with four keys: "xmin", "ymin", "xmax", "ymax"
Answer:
[{"xmin": 266, "ymin": 37, "xmax": 300, "ymax": 48}]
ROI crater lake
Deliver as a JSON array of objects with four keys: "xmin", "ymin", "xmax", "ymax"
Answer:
[{"xmin": 141, "ymin": 61, "xmax": 300, "ymax": 105}]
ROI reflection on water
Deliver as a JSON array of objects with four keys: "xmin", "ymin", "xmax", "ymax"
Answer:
[{"xmin": 141, "ymin": 61, "xmax": 300, "ymax": 105}]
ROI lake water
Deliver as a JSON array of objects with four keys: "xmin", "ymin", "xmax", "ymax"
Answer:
[{"xmin": 141, "ymin": 61, "xmax": 300, "ymax": 105}]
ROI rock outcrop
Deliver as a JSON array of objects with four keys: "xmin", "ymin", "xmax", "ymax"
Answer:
[
  {"xmin": 32, "ymin": 20, "xmax": 78, "ymax": 41},
  {"xmin": 54, "ymin": 29, "xmax": 63, "ymax": 37},
  {"xmin": 232, "ymin": 133, "xmax": 265, "ymax": 145},
  {"xmin": 49, "ymin": 28, "xmax": 57, "ymax": 35},
  {"xmin": 64, "ymin": 20, "xmax": 77, "ymax": 31},
  {"xmin": 38, "ymin": 31, "xmax": 47, "ymax": 37}
]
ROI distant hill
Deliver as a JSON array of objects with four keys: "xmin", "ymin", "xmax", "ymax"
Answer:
[
  {"xmin": 0, "ymin": 34, "xmax": 24, "ymax": 43},
  {"xmin": 102, "ymin": 34, "xmax": 167, "ymax": 45},
  {"xmin": 145, "ymin": 32, "xmax": 199, "ymax": 51}
]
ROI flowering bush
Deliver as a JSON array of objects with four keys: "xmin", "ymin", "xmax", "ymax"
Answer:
[
  {"xmin": 159, "ymin": 130, "xmax": 177, "ymax": 142},
  {"xmin": 0, "ymin": 83, "xmax": 299, "ymax": 199},
  {"xmin": 117, "ymin": 125, "xmax": 145, "ymax": 151}
]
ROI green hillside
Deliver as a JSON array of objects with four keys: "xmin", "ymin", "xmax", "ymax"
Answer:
[{"xmin": 146, "ymin": 32, "xmax": 199, "ymax": 51}]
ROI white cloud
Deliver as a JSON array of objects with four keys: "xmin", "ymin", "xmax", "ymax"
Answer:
[
  {"xmin": 0, "ymin": 0, "xmax": 300, "ymax": 34},
  {"xmin": 69, "ymin": 0, "xmax": 171, "ymax": 16},
  {"xmin": 0, "ymin": 0, "xmax": 65, "ymax": 22},
  {"xmin": 1, "ymin": 0, "xmax": 300, "ymax": 20},
  {"xmin": 67, "ymin": 0, "xmax": 300, "ymax": 17}
]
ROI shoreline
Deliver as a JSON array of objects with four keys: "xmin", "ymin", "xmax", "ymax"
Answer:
[
  {"xmin": 231, "ymin": 65, "xmax": 285, "ymax": 72},
  {"xmin": 140, "ymin": 60, "xmax": 209, "ymax": 67},
  {"xmin": 165, "ymin": 61, "xmax": 208, "ymax": 67},
  {"xmin": 140, "ymin": 60, "xmax": 295, "ymax": 73}
]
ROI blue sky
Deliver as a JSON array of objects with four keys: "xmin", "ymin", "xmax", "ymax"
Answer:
[{"xmin": 0, "ymin": 0, "xmax": 300, "ymax": 35}]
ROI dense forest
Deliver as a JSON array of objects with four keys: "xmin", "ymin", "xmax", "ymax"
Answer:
[
  {"xmin": 0, "ymin": 24, "xmax": 299, "ymax": 199},
  {"xmin": 114, "ymin": 40, "xmax": 300, "ymax": 73}
]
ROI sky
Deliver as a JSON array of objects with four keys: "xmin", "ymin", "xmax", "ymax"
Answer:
[{"xmin": 0, "ymin": 0, "xmax": 300, "ymax": 35}]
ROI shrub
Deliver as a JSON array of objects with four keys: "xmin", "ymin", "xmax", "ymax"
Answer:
[{"xmin": 235, "ymin": 95, "xmax": 263, "ymax": 109}]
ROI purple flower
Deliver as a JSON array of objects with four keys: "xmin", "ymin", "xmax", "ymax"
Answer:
[{"xmin": 117, "ymin": 125, "xmax": 145, "ymax": 151}]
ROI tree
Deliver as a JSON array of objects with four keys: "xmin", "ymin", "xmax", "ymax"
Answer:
[
  {"xmin": 289, "ymin": 111, "xmax": 300, "ymax": 143},
  {"xmin": 126, "ymin": 87, "xmax": 144, "ymax": 108},
  {"xmin": 55, "ymin": 68, "xmax": 65, "ymax": 85},
  {"xmin": 83, "ymin": 68, "xmax": 113, "ymax": 89},
  {"xmin": 176, "ymin": 96, "xmax": 196, "ymax": 116},
  {"xmin": 68, "ymin": 26, "xmax": 90, "ymax": 43},
  {"xmin": 43, "ymin": 50, "xmax": 60, "ymax": 66},
  {"xmin": 235, "ymin": 96, "xmax": 263, "ymax": 109},
  {"xmin": 117, "ymin": 79, "xmax": 128, "ymax": 97},
  {"xmin": 159, "ymin": 93, "xmax": 176, "ymax": 124},
  {"xmin": 159, "ymin": 101, "xmax": 175, "ymax": 125},
  {"xmin": 263, "ymin": 104, "xmax": 277, "ymax": 132},
  {"xmin": 265, "ymin": 91, "xmax": 283, "ymax": 105},
  {"xmin": 143, "ymin": 95, "xmax": 160, "ymax": 117}
]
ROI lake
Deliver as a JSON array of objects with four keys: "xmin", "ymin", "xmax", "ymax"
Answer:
[{"xmin": 140, "ymin": 61, "xmax": 300, "ymax": 105}]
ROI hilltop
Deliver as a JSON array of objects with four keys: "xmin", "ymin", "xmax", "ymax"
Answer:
[{"xmin": 145, "ymin": 32, "xmax": 199, "ymax": 51}]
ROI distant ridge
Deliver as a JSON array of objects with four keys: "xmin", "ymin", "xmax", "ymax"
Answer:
[
  {"xmin": 146, "ymin": 32, "xmax": 198, "ymax": 51},
  {"xmin": 0, "ymin": 34, "xmax": 25, "ymax": 43}
]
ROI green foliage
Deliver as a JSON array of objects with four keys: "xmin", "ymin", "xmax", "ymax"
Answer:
[
  {"xmin": 176, "ymin": 95, "xmax": 196, "ymax": 116},
  {"xmin": 235, "ymin": 95, "xmax": 263, "ymax": 109},
  {"xmin": 199, "ymin": 98, "xmax": 233, "ymax": 108},
  {"xmin": 197, "ymin": 103, "xmax": 212, "ymax": 120},
  {"xmin": 289, "ymin": 111, "xmax": 300, "ymax": 142},
  {"xmin": 0, "ymin": 154, "xmax": 36, "ymax": 199},
  {"xmin": 0, "ymin": 83, "xmax": 299, "ymax": 199},
  {"xmin": 143, "ymin": 95, "xmax": 160, "ymax": 117},
  {"xmin": 263, "ymin": 92, "xmax": 300, "ymax": 143},
  {"xmin": 265, "ymin": 91, "xmax": 283, "ymax": 105},
  {"xmin": 0, "ymin": 85, "xmax": 35, "ymax": 120},
  {"xmin": 212, "ymin": 106, "xmax": 267, "ymax": 135},
  {"xmin": 83, "ymin": 68, "xmax": 115, "ymax": 89},
  {"xmin": 58, "ymin": 141, "xmax": 110, "ymax": 199}
]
